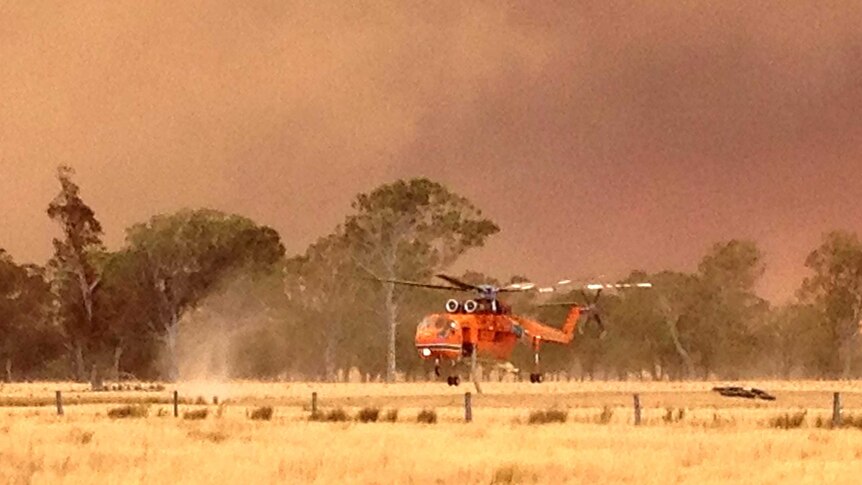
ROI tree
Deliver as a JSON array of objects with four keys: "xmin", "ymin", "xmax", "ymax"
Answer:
[
  {"xmin": 0, "ymin": 250, "xmax": 56, "ymax": 381},
  {"xmin": 284, "ymin": 232, "xmax": 381, "ymax": 380},
  {"xmin": 598, "ymin": 271, "xmax": 690, "ymax": 380},
  {"xmin": 93, "ymin": 249, "xmax": 163, "ymax": 381},
  {"xmin": 693, "ymin": 240, "xmax": 767, "ymax": 378},
  {"xmin": 342, "ymin": 179, "xmax": 499, "ymax": 381},
  {"xmin": 586, "ymin": 242, "xmax": 766, "ymax": 381},
  {"xmin": 758, "ymin": 303, "xmax": 825, "ymax": 378},
  {"xmin": 46, "ymin": 165, "xmax": 105, "ymax": 381},
  {"xmin": 800, "ymin": 231, "xmax": 862, "ymax": 378},
  {"xmin": 123, "ymin": 209, "xmax": 285, "ymax": 380}
]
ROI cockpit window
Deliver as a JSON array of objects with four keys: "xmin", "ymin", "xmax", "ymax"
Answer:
[
  {"xmin": 419, "ymin": 316, "xmax": 456, "ymax": 338},
  {"xmin": 419, "ymin": 316, "xmax": 446, "ymax": 331}
]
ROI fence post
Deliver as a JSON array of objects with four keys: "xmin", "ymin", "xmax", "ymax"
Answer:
[
  {"xmin": 55, "ymin": 390, "xmax": 64, "ymax": 416},
  {"xmin": 173, "ymin": 390, "xmax": 179, "ymax": 418},
  {"xmin": 312, "ymin": 392, "xmax": 318, "ymax": 417},
  {"xmin": 465, "ymin": 392, "xmax": 473, "ymax": 423},
  {"xmin": 833, "ymin": 392, "xmax": 842, "ymax": 428},
  {"xmin": 633, "ymin": 394, "xmax": 641, "ymax": 426}
]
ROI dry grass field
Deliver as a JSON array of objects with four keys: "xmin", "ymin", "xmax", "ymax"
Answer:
[{"xmin": 2, "ymin": 381, "xmax": 862, "ymax": 484}]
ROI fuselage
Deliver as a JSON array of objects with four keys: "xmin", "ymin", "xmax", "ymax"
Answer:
[{"xmin": 414, "ymin": 298, "xmax": 524, "ymax": 362}]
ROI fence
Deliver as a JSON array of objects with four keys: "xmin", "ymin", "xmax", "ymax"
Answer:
[{"xmin": 45, "ymin": 389, "xmax": 849, "ymax": 427}]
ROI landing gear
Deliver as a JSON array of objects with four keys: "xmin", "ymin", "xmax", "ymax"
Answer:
[
  {"xmin": 434, "ymin": 358, "xmax": 441, "ymax": 377},
  {"xmin": 446, "ymin": 375, "xmax": 461, "ymax": 386},
  {"xmin": 530, "ymin": 337, "xmax": 543, "ymax": 384}
]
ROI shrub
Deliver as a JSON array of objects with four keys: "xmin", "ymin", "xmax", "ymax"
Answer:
[
  {"xmin": 327, "ymin": 408, "xmax": 349, "ymax": 422},
  {"xmin": 844, "ymin": 414, "xmax": 862, "ymax": 429},
  {"xmin": 768, "ymin": 411, "xmax": 806, "ymax": 429},
  {"xmin": 830, "ymin": 414, "xmax": 862, "ymax": 429},
  {"xmin": 310, "ymin": 408, "xmax": 350, "ymax": 422},
  {"xmin": 183, "ymin": 409, "xmax": 209, "ymax": 420},
  {"xmin": 814, "ymin": 416, "xmax": 828, "ymax": 429},
  {"xmin": 417, "ymin": 409, "xmax": 437, "ymax": 424},
  {"xmin": 528, "ymin": 410, "xmax": 567, "ymax": 424},
  {"xmin": 107, "ymin": 405, "xmax": 149, "ymax": 419},
  {"xmin": 491, "ymin": 464, "xmax": 534, "ymax": 484},
  {"xmin": 69, "ymin": 429, "xmax": 94, "ymax": 444},
  {"xmin": 250, "ymin": 406, "xmax": 274, "ymax": 421},
  {"xmin": 663, "ymin": 408, "xmax": 685, "ymax": 423},
  {"xmin": 187, "ymin": 430, "xmax": 228, "ymax": 443},
  {"xmin": 705, "ymin": 413, "xmax": 737, "ymax": 428},
  {"xmin": 597, "ymin": 406, "xmax": 613, "ymax": 424},
  {"xmin": 382, "ymin": 409, "xmax": 398, "ymax": 423},
  {"xmin": 356, "ymin": 407, "xmax": 380, "ymax": 423}
]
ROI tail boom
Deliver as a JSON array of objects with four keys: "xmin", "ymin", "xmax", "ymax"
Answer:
[{"xmin": 513, "ymin": 306, "xmax": 583, "ymax": 345}]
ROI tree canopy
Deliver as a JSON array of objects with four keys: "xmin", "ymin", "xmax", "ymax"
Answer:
[{"xmin": 3, "ymin": 169, "xmax": 862, "ymax": 382}]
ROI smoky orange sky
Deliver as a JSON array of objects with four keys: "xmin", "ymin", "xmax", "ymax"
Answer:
[{"xmin": 2, "ymin": 1, "xmax": 861, "ymax": 302}]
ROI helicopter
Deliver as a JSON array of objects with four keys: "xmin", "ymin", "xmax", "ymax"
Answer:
[{"xmin": 370, "ymin": 273, "xmax": 652, "ymax": 391}]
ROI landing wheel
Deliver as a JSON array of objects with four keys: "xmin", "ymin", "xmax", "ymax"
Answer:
[
  {"xmin": 447, "ymin": 376, "xmax": 461, "ymax": 386},
  {"xmin": 529, "ymin": 373, "xmax": 544, "ymax": 384}
]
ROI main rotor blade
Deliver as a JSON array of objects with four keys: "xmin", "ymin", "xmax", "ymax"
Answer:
[
  {"xmin": 367, "ymin": 277, "xmax": 470, "ymax": 292},
  {"xmin": 500, "ymin": 281, "xmax": 536, "ymax": 292},
  {"xmin": 435, "ymin": 274, "xmax": 482, "ymax": 291},
  {"xmin": 586, "ymin": 282, "xmax": 652, "ymax": 290},
  {"xmin": 537, "ymin": 301, "xmax": 583, "ymax": 307}
]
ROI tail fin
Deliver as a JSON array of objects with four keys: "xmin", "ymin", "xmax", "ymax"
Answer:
[{"xmin": 561, "ymin": 306, "xmax": 583, "ymax": 342}]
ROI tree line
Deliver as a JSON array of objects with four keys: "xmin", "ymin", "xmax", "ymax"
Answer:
[{"xmin": 1, "ymin": 167, "xmax": 861, "ymax": 383}]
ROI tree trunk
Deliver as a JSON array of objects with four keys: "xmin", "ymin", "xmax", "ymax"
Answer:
[
  {"xmin": 384, "ymin": 280, "xmax": 398, "ymax": 383},
  {"xmin": 4, "ymin": 358, "xmax": 11, "ymax": 383},
  {"xmin": 841, "ymin": 341, "xmax": 854, "ymax": 380},
  {"xmin": 74, "ymin": 342, "xmax": 86, "ymax": 382},
  {"xmin": 113, "ymin": 345, "xmax": 123, "ymax": 383},
  {"xmin": 665, "ymin": 318, "xmax": 695, "ymax": 379},
  {"xmin": 324, "ymin": 337, "xmax": 337, "ymax": 382},
  {"xmin": 164, "ymin": 315, "xmax": 179, "ymax": 381},
  {"xmin": 658, "ymin": 297, "xmax": 695, "ymax": 379},
  {"xmin": 90, "ymin": 364, "xmax": 103, "ymax": 391}
]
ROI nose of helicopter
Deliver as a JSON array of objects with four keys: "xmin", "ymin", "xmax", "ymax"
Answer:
[{"xmin": 415, "ymin": 314, "xmax": 463, "ymax": 360}]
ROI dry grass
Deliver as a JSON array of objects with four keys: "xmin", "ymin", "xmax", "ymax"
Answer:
[
  {"xmin": 2, "ymin": 381, "xmax": 862, "ymax": 483},
  {"xmin": 768, "ymin": 411, "xmax": 807, "ymax": 429},
  {"xmin": 527, "ymin": 409, "xmax": 567, "ymax": 424},
  {"xmin": 356, "ymin": 407, "xmax": 380, "ymax": 423},
  {"xmin": 106, "ymin": 405, "xmax": 149, "ymax": 419},
  {"xmin": 183, "ymin": 409, "xmax": 209, "ymax": 420},
  {"xmin": 417, "ymin": 409, "xmax": 437, "ymax": 424},
  {"xmin": 249, "ymin": 406, "xmax": 274, "ymax": 421},
  {"xmin": 309, "ymin": 408, "xmax": 350, "ymax": 422},
  {"xmin": 382, "ymin": 409, "xmax": 398, "ymax": 423}
]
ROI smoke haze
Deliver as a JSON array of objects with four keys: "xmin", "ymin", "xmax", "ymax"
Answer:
[{"xmin": 2, "ymin": 2, "xmax": 862, "ymax": 301}]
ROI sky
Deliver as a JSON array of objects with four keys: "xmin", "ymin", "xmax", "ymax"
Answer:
[{"xmin": 1, "ymin": 1, "xmax": 861, "ymax": 302}]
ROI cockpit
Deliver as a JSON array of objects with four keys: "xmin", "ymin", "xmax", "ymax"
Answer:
[{"xmin": 418, "ymin": 315, "xmax": 458, "ymax": 338}]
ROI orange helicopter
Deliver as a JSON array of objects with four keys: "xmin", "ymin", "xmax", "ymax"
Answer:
[{"xmin": 373, "ymin": 273, "xmax": 651, "ymax": 390}]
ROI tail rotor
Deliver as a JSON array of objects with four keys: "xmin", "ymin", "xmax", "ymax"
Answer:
[{"xmin": 576, "ymin": 289, "xmax": 606, "ymax": 337}]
